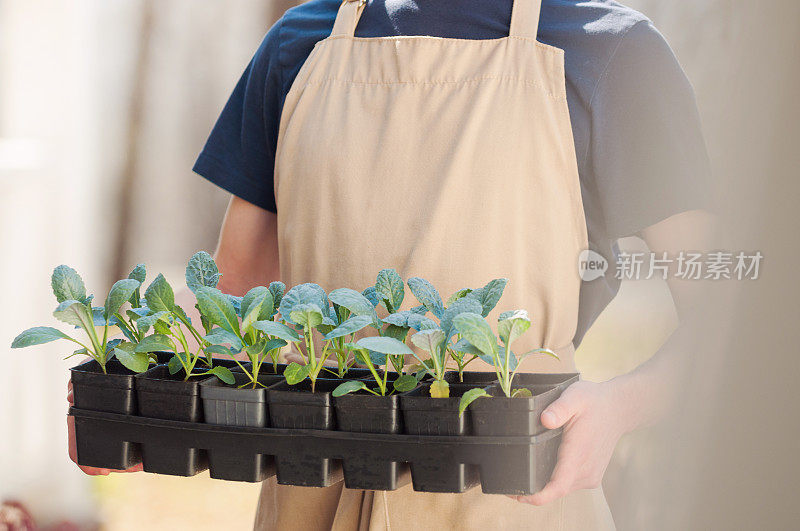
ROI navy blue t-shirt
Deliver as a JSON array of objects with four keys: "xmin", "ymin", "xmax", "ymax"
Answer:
[{"xmin": 194, "ymin": 0, "xmax": 711, "ymax": 344}]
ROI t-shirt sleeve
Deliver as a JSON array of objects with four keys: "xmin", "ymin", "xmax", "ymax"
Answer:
[
  {"xmin": 589, "ymin": 20, "xmax": 712, "ymax": 241},
  {"xmin": 192, "ymin": 18, "xmax": 284, "ymax": 213}
]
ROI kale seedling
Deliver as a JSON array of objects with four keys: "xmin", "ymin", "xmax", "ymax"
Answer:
[
  {"xmin": 453, "ymin": 310, "xmax": 558, "ymax": 415},
  {"xmin": 11, "ymin": 265, "xmax": 150, "ymax": 373},
  {"xmin": 369, "ymin": 268, "xmax": 428, "ymax": 374},
  {"xmin": 332, "ymin": 337, "xmax": 419, "ymax": 397},
  {"xmin": 447, "ymin": 278, "xmax": 508, "ymax": 380},
  {"xmin": 204, "ymin": 282, "xmax": 288, "ymax": 388},
  {"xmin": 131, "ymin": 252, "xmax": 234, "ymax": 383},
  {"xmin": 321, "ymin": 287, "xmax": 381, "ymax": 377},
  {"xmin": 276, "ymin": 283, "xmax": 374, "ymax": 392}
]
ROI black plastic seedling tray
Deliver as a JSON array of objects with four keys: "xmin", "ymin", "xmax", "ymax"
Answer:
[{"xmin": 70, "ymin": 406, "xmax": 563, "ymax": 494}]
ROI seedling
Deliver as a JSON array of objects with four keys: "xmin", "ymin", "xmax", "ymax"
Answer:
[
  {"xmin": 204, "ymin": 281, "xmax": 288, "ymax": 388},
  {"xmin": 132, "ymin": 252, "xmax": 233, "ymax": 383},
  {"xmin": 403, "ymin": 277, "xmax": 508, "ymax": 394},
  {"xmin": 276, "ymin": 283, "xmax": 374, "ymax": 392},
  {"xmin": 370, "ymin": 268, "xmax": 429, "ymax": 374},
  {"xmin": 447, "ymin": 278, "xmax": 508, "ymax": 380},
  {"xmin": 332, "ymin": 337, "xmax": 419, "ymax": 397},
  {"xmin": 324, "ymin": 287, "xmax": 381, "ymax": 377},
  {"xmin": 453, "ymin": 310, "xmax": 558, "ymax": 415},
  {"xmin": 11, "ymin": 265, "xmax": 155, "ymax": 373}
]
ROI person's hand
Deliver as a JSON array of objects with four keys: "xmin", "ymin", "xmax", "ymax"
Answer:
[
  {"xmin": 511, "ymin": 379, "xmax": 640, "ymax": 506},
  {"xmin": 67, "ymin": 381, "xmax": 143, "ymax": 475}
]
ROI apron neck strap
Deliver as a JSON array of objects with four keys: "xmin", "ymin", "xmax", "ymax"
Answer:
[
  {"xmin": 331, "ymin": 0, "xmax": 366, "ymax": 37},
  {"xmin": 330, "ymin": 0, "xmax": 542, "ymax": 40},
  {"xmin": 509, "ymin": 0, "xmax": 543, "ymax": 40}
]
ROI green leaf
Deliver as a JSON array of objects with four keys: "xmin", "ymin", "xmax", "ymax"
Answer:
[
  {"xmin": 172, "ymin": 305, "xmax": 192, "ymax": 326},
  {"xmin": 134, "ymin": 334, "xmax": 176, "ymax": 353},
  {"xmin": 511, "ymin": 388, "xmax": 533, "ymax": 398},
  {"xmin": 264, "ymin": 338, "xmax": 287, "ymax": 352},
  {"xmin": 467, "ymin": 278, "xmax": 508, "ymax": 317},
  {"xmin": 368, "ymin": 350, "xmax": 387, "ymax": 366},
  {"xmin": 409, "ymin": 314, "xmax": 439, "ymax": 331},
  {"xmin": 393, "ymin": 374, "xmax": 419, "ymax": 393},
  {"xmin": 497, "ymin": 309, "xmax": 531, "ymax": 345},
  {"xmin": 51, "ymin": 265, "xmax": 88, "ymax": 304},
  {"xmin": 105, "ymin": 338, "xmax": 124, "ymax": 353},
  {"xmin": 241, "ymin": 286, "xmax": 274, "ymax": 333},
  {"xmin": 383, "ymin": 324, "xmax": 410, "ymax": 343},
  {"xmin": 205, "ymin": 344, "xmax": 236, "ymax": 357},
  {"xmin": 362, "ymin": 286, "xmax": 380, "ymax": 307},
  {"xmin": 127, "ymin": 263, "xmax": 146, "ymax": 306},
  {"xmin": 127, "ymin": 306, "xmax": 150, "ymax": 318},
  {"xmin": 323, "ymin": 315, "xmax": 372, "ymax": 340},
  {"xmin": 517, "ymin": 347, "xmax": 559, "ymax": 363},
  {"xmin": 410, "ymin": 329, "xmax": 445, "ymax": 355},
  {"xmin": 430, "ymin": 380, "xmax": 450, "ymax": 398},
  {"xmin": 145, "ymin": 274, "xmax": 175, "ymax": 312},
  {"xmin": 167, "ymin": 354, "xmax": 185, "ymax": 375},
  {"xmin": 195, "ymin": 287, "xmax": 240, "ymax": 337},
  {"xmin": 113, "ymin": 342, "xmax": 149, "ymax": 373},
  {"xmin": 328, "ymin": 288, "xmax": 380, "ymax": 325},
  {"xmin": 410, "ymin": 305, "xmax": 428, "ymax": 315},
  {"xmin": 135, "ymin": 311, "xmax": 172, "ymax": 332},
  {"xmin": 53, "ymin": 300, "xmax": 94, "ymax": 331},
  {"xmin": 245, "ymin": 338, "xmax": 267, "ymax": 359},
  {"xmin": 375, "ymin": 269, "xmax": 404, "ymax": 313},
  {"xmin": 407, "ymin": 277, "xmax": 444, "ymax": 319},
  {"xmin": 104, "ymin": 278, "xmax": 140, "ymax": 320},
  {"xmin": 207, "ymin": 366, "xmax": 235, "ymax": 385},
  {"xmin": 252, "ymin": 320, "xmax": 300, "ymax": 343},
  {"xmin": 440, "ymin": 297, "xmax": 483, "ymax": 340},
  {"xmin": 317, "ymin": 306, "xmax": 340, "ymax": 333},
  {"xmin": 204, "ymin": 328, "xmax": 243, "ymax": 350},
  {"xmin": 228, "ymin": 295, "xmax": 243, "ymax": 317},
  {"xmin": 92, "ymin": 307, "xmax": 119, "ymax": 326},
  {"xmin": 283, "ymin": 362, "xmax": 309, "ymax": 385},
  {"xmin": 450, "ymin": 337, "xmax": 484, "ymax": 357},
  {"xmin": 381, "ymin": 311, "xmax": 417, "ymax": 328},
  {"xmin": 268, "ymin": 281, "xmax": 286, "ymax": 312},
  {"xmin": 185, "ymin": 251, "xmax": 221, "ymax": 293},
  {"xmin": 333, "ymin": 380, "xmax": 367, "ymax": 397},
  {"xmin": 458, "ymin": 387, "xmax": 491, "ymax": 415},
  {"xmin": 128, "ymin": 263, "xmax": 146, "ymax": 284},
  {"xmin": 153, "ymin": 320, "xmax": 171, "ymax": 336},
  {"xmin": 452, "ymin": 313, "xmax": 498, "ymax": 358},
  {"xmin": 12, "ymin": 326, "xmax": 71, "ymax": 348},
  {"xmin": 446, "ymin": 288, "xmax": 473, "ymax": 307},
  {"xmin": 290, "ymin": 303, "xmax": 324, "ymax": 328},
  {"xmin": 356, "ymin": 336, "xmax": 413, "ymax": 356},
  {"xmin": 279, "ymin": 283, "xmax": 330, "ymax": 325}
]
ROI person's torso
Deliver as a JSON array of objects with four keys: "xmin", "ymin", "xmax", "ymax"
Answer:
[
  {"xmin": 270, "ymin": 0, "xmax": 648, "ymax": 348},
  {"xmin": 274, "ymin": 0, "xmax": 647, "ymax": 183}
]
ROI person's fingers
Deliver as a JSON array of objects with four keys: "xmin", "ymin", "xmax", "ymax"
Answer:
[
  {"xmin": 79, "ymin": 465, "xmax": 111, "ymax": 476},
  {"xmin": 541, "ymin": 386, "xmax": 583, "ymax": 429},
  {"xmin": 517, "ymin": 476, "xmax": 571, "ymax": 506}
]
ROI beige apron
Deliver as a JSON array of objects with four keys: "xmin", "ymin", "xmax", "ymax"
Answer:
[{"xmin": 259, "ymin": 0, "xmax": 614, "ymax": 528}]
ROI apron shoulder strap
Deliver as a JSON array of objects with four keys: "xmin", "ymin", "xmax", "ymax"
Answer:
[
  {"xmin": 331, "ymin": 0, "xmax": 366, "ymax": 38},
  {"xmin": 330, "ymin": 0, "xmax": 542, "ymax": 40},
  {"xmin": 509, "ymin": 0, "xmax": 543, "ymax": 40}
]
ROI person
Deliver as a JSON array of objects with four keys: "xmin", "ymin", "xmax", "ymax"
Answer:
[{"xmin": 69, "ymin": 0, "xmax": 713, "ymax": 529}]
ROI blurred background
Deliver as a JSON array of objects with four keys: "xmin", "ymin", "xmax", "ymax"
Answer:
[{"xmin": 1, "ymin": 1, "xmax": 797, "ymax": 529}]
